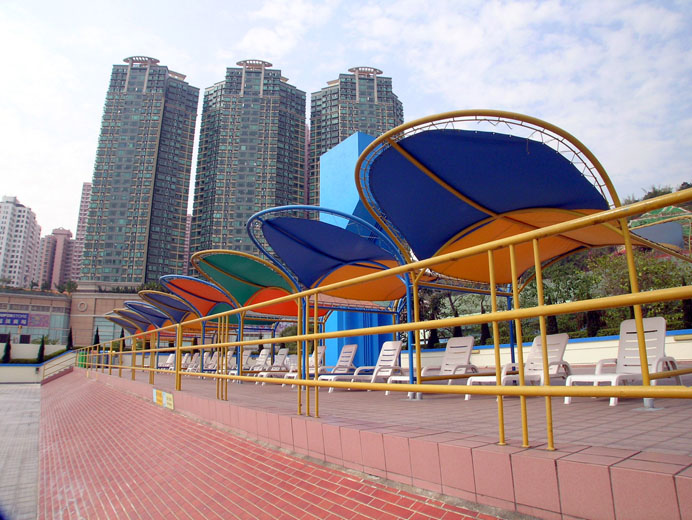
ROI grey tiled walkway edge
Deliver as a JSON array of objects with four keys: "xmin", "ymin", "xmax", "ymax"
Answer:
[{"xmin": 0, "ymin": 384, "xmax": 40, "ymax": 520}]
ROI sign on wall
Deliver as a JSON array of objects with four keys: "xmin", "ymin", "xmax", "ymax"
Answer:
[
  {"xmin": 152, "ymin": 389, "xmax": 174, "ymax": 410},
  {"xmin": 0, "ymin": 312, "xmax": 29, "ymax": 326}
]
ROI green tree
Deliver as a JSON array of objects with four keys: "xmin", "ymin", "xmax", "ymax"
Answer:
[
  {"xmin": 642, "ymin": 185, "xmax": 673, "ymax": 201},
  {"xmin": 586, "ymin": 249, "xmax": 692, "ymax": 330},
  {"xmin": 279, "ymin": 325, "xmax": 297, "ymax": 353},
  {"xmin": 2, "ymin": 338, "xmax": 10, "ymax": 363},
  {"xmin": 37, "ymin": 336, "xmax": 45, "ymax": 364},
  {"xmin": 93, "ymin": 328, "xmax": 100, "ymax": 346},
  {"xmin": 64, "ymin": 280, "xmax": 78, "ymax": 293}
]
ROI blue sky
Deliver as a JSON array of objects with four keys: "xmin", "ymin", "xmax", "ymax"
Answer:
[{"xmin": 1, "ymin": 0, "xmax": 691, "ymax": 234}]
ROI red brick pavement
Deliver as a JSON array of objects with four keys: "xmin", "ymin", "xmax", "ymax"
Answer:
[{"xmin": 40, "ymin": 373, "xmax": 503, "ymax": 520}]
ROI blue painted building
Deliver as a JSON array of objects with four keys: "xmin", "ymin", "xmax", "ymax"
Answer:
[{"xmin": 320, "ymin": 132, "xmax": 397, "ymax": 367}]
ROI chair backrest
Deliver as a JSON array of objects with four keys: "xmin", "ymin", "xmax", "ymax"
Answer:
[
  {"xmin": 206, "ymin": 351, "xmax": 219, "ymax": 369},
  {"xmin": 374, "ymin": 340, "xmax": 403, "ymax": 377},
  {"xmin": 440, "ymin": 336, "xmax": 475, "ymax": 375},
  {"xmin": 164, "ymin": 353, "xmax": 175, "ymax": 368},
  {"xmin": 241, "ymin": 348, "xmax": 256, "ymax": 369},
  {"xmin": 308, "ymin": 345, "xmax": 326, "ymax": 369},
  {"xmin": 180, "ymin": 353, "xmax": 191, "ymax": 368},
  {"xmin": 287, "ymin": 354, "xmax": 298, "ymax": 370},
  {"xmin": 524, "ymin": 333, "xmax": 570, "ymax": 375},
  {"xmin": 331, "ymin": 344, "xmax": 358, "ymax": 373},
  {"xmin": 616, "ymin": 317, "xmax": 667, "ymax": 374},
  {"xmin": 251, "ymin": 349, "xmax": 270, "ymax": 370},
  {"xmin": 226, "ymin": 351, "xmax": 236, "ymax": 370},
  {"xmin": 268, "ymin": 347, "xmax": 289, "ymax": 371},
  {"xmin": 187, "ymin": 352, "xmax": 200, "ymax": 370}
]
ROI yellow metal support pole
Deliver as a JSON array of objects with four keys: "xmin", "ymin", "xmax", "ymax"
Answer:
[
  {"xmin": 305, "ymin": 297, "xmax": 311, "ymax": 417},
  {"xmin": 533, "ymin": 239, "xmax": 555, "ymax": 451},
  {"xmin": 108, "ymin": 340, "xmax": 113, "ymax": 376},
  {"xmin": 218, "ymin": 316, "xmax": 226, "ymax": 399},
  {"xmin": 620, "ymin": 218, "xmax": 650, "ymax": 385},
  {"xmin": 314, "ymin": 294, "xmax": 319, "ymax": 418},
  {"xmin": 413, "ymin": 278, "xmax": 423, "ymax": 394},
  {"xmin": 238, "ymin": 314, "xmax": 245, "ymax": 391},
  {"xmin": 149, "ymin": 332, "xmax": 155, "ymax": 385},
  {"xmin": 488, "ymin": 250, "xmax": 506, "ymax": 446},
  {"xmin": 175, "ymin": 324, "xmax": 182, "ymax": 391},
  {"xmin": 509, "ymin": 244, "xmax": 529, "ymax": 447},
  {"xmin": 118, "ymin": 336, "xmax": 123, "ymax": 378},
  {"xmin": 131, "ymin": 337, "xmax": 136, "ymax": 381},
  {"xmin": 225, "ymin": 317, "xmax": 230, "ymax": 401},
  {"xmin": 297, "ymin": 298, "xmax": 303, "ymax": 416}
]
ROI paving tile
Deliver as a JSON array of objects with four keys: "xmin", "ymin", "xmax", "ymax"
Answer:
[
  {"xmin": 611, "ymin": 458, "xmax": 683, "ymax": 520},
  {"xmin": 40, "ymin": 371, "xmax": 498, "ymax": 519}
]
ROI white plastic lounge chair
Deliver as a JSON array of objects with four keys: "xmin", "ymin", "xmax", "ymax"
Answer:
[
  {"xmin": 202, "ymin": 351, "xmax": 219, "ymax": 372},
  {"xmin": 248, "ymin": 349, "xmax": 271, "ymax": 372},
  {"xmin": 256, "ymin": 347, "xmax": 290, "ymax": 384},
  {"xmin": 564, "ymin": 317, "xmax": 680, "ymax": 406},
  {"xmin": 466, "ymin": 333, "xmax": 570, "ymax": 400},
  {"xmin": 320, "ymin": 340, "xmax": 403, "ymax": 392},
  {"xmin": 160, "ymin": 353, "xmax": 175, "ymax": 370},
  {"xmin": 294, "ymin": 343, "xmax": 358, "ymax": 389},
  {"xmin": 184, "ymin": 352, "xmax": 200, "ymax": 372},
  {"xmin": 225, "ymin": 347, "xmax": 257, "ymax": 374},
  {"xmin": 180, "ymin": 353, "xmax": 192, "ymax": 370},
  {"xmin": 282, "ymin": 345, "xmax": 326, "ymax": 382},
  {"xmin": 386, "ymin": 336, "xmax": 478, "ymax": 395},
  {"xmin": 319, "ymin": 344, "xmax": 358, "ymax": 378}
]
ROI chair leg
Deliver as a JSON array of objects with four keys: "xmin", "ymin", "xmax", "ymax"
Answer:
[{"xmin": 564, "ymin": 378, "xmax": 572, "ymax": 404}]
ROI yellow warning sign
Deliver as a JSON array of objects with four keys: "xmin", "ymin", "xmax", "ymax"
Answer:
[{"xmin": 152, "ymin": 389, "xmax": 174, "ymax": 410}]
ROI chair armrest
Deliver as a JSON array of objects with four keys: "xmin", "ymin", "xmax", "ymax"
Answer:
[
  {"xmin": 450, "ymin": 363, "xmax": 478, "ymax": 375},
  {"xmin": 353, "ymin": 365, "xmax": 375, "ymax": 376},
  {"xmin": 546, "ymin": 360, "xmax": 572, "ymax": 376},
  {"xmin": 421, "ymin": 365, "xmax": 441, "ymax": 376},
  {"xmin": 500, "ymin": 363, "xmax": 519, "ymax": 377},
  {"xmin": 653, "ymin": 355, "xmax": 678, "ymax": 372},
  {"xmin": 372, "ymin": 366, "xmax": 403, "ymax": 378},
  {"xmin": 595, "ymin": 358, "xmax": 617, "ymax": 374}
]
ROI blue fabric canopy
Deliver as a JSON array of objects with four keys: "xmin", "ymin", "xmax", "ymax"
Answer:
[
  {"xmin": 104, "ymin": 314, "xmax": 140, "ymax": 335},
  {"xmin": 124, "ymin": 301, "xmax": 171, "ymax": 329},
  {"xmin": 139, "ymin": 291, "xmax": 198, "ymax": 322},
  {"xmin": 260, "ymin": 216, "xmax": 406, "ymax": 301},
  {"xmin": 366, "ymin": 129, "xmax": 609, "ymax": 262}
]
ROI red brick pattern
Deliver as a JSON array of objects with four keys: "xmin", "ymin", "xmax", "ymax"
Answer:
[{"xmin": 40, "ymin": 373, "xmax": 493, "ymax": 519}]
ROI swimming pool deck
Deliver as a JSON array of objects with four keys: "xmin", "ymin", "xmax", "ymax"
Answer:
[
  {"xmin": 43, "ymin": 365, "xmax": 692, "ymax": 520},
  {"xmin": 36, "ymin": 370, "xmax": 508, "ymax": 520}
]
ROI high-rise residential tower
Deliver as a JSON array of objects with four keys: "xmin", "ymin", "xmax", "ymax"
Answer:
[
  {"xmin": 0, "ymin": 196, "xmax": 41, "ymax": 288},
  {"xmin": 34, "ymin": 228, "xmax": 74, "ymax": 291},
  {"xmin": 72, "ymin": 182, "xmax": 91, "ymax": 281},
  {"xmin": 81, "ymin": 56, "xmax": 199, "ymax": 286},
  {"xmin": 191, "ymin": 60, "xmax": 306, "ymax": 254},
  {"xmin": 308, "ymin": 67, "xmax": 404, "ymax": 205}
]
